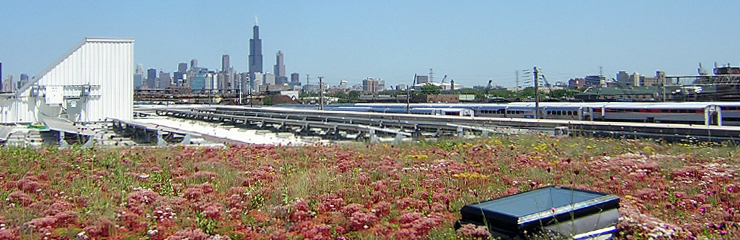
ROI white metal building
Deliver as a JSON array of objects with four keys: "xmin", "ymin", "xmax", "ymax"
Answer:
[{"xmin": 0, "ymin": 38, "xmax": 134, "ymax": 124}]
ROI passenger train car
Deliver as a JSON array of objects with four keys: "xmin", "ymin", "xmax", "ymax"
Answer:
[{"xmin": 311, "ymin": 102, "xmax": 740, "ymax": 126}]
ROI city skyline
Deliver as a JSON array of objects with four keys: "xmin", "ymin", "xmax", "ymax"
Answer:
[{"xmin": 1, "ymin": 1, "xmax": 739, "ymax": 88}]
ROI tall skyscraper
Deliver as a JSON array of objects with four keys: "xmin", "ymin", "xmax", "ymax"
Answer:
[
  {"xmin": 190, "ymin": 59, "xmax": 198, "ymax": 70},
  {"xmin": 249, "ymin": 20, "xmax": 263, "ymax": 75},
  {"xmin": 159, "ymin": 71, "xmax": 171, "ymax": 89},
  {"xmin": 274, "ymin": 51, "xmax": 287, "ymax": 84},
  {"xmin": 18, "ymin": 74, "xmax": 29, "ymax": 89},
  {"xmin": 178, "ymin": 63, "xmax": 188, "ymax": 73},
  {"xmin": 147, "ymin": 68, "xmax": 157, "ymax": 89},
  {"xmin": 222, "ymin": 55, "xmax": 230, "ymax": 72},
  {"xmin": 291, "ymin": 73, "xmax": 300, "ymax": 84},
  {"xmin": 134, "ymin": 64, "xmax": 144, "ymax": 89}
]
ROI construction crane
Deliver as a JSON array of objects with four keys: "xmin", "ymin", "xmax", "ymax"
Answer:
[
  {"xmin": 539, "ymin": 73, "xmax": 555, "ymax": 99},
  {"xmin": 481, "ymin": 79, "xmax": 493, "ymax": 102}
]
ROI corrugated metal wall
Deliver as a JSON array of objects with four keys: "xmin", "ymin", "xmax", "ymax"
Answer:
[{"xmin": 1, "ymin": 38, "xmax": 133, "ymax": 124}]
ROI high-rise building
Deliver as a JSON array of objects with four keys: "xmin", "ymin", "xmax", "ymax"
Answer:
[
  {"xmin": 290, "ymin": 73, "xmax": 300, "ymax": 86},
  {"xmin": 134, "ymin": 64, "xmax": 144, "ymax": 89},
  {"xmin": 190, "ymin": 59, "xmax": 198, "ymax": 70},
  {"xmin": 264, "ymin": 73, "xmax": 275, "ymax": 86},
  {"xmin": 249, "ymin": 21, "xmax": 263, "ymax": 75},
  {"xmin": 178, "ymin": 62, "xmax": 188, "ymax": 73},
  {"xmin": 274, "ymin": 51, "xmax": 287, "ymax": 84},
  {"xmin": 222, "ymin": 55, "xmax": 230, "ymax": 72},
  {"xmin": 146, "ymin": 68, "xmax": 157, "ymax": 89},
  {"xmin": 175, "ymin": 63, "xmax": 188, "ymax": 86},
  {"xmin": 363, "ymin": 77, "xmax": 380, "ymax": 93},
  {"xmin": 630, "ymin": 72, "xmax": 642, "ymax": 87},
  {"xmin": 4, "ymin": 74, "xmax": 15, "ymax": 93},
  {"xmin": 18, "ymin": 74, "xmax": 29, "ymax": 89},
  {"xmin": 192, "ymin": 73, "xmax": 206, "ymax": 91},
  {"xmin": 159, "ymin": 71, "xmax": 171, "ymax": 89},
  {"xmin": 616, "ymin": 71, "xmax": 630, "ymax": 86},
  {"xmin": 251, "ymin": 72, "xmax": 264, "ymax": 91}
]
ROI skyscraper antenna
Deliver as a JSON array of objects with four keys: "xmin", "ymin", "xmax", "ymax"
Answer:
[{"xmin": 255, "ymin": 16, "xmax": 258, "ymax": 26}]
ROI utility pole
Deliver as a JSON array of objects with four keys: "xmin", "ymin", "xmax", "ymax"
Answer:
[
  {"xmin": 238, "ymin": 85, "xmax": 243, "ymax": 105},
  {"xmin": 248, "ymin": 75, "xmax": 253, "ymax": 107},
  {"xmin": 515, "ymin": 70, "xmax": 520, "ymax": 91},
  {"xmin": 318, "ymin": 76, "xmax": 324, "ymax": 110},
  {"xmin": 534, "ymin": 66, "xmax": 539, "ymax": 119},
  {"xmin": 407, "ymin": 74, "xmax": 415, "ymax": 114}
]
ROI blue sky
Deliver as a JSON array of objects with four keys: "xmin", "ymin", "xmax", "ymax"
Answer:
[{"xmin": 1, "ymin": 0, "xmax": 738, "ymax": 88}]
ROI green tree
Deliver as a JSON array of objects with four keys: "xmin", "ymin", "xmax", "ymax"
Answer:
[
  {"xmin": 262, "ymin": 96, "xmax": 272, "ymax": 106},
  {"xmin": 348, "ymin": 91, "xmax": 361, "ymax": 102},
  {"xmin": 420, "ymin": 83, "xmax": 441, "ymax": 95}
]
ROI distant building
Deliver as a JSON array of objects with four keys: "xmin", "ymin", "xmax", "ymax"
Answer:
[
  {"xmin": 290, "ymin": 73, "xmax": 300, "ymax": 86},
  {"xmin": 220, "ymin": 55, "xmax": 234, "ymax": 90},
  {"xmin": 642, "ymin": 71, "xmax": 667, "ymax": 87},
  {"xmin": 263, "ymin": 73, "xmax": 275, "ymax": 86},
  {"xmin": 146, "ymin": 68, "xmax": 157, "ymax": 89},
  {"xmin": 630, "ymin": 72, "xmax": 642, "ymax": 87},
  {"xmin": 302, "ymin": 84, "xmax": 320, "ymax": 93},
  {"xmin": 18, "ymin": 74, "xmax": 29, "ymax": 90},
  {"xmin": 412, "ymin": 94, "xmax": 459, "ymax": 103},
  {"xmin": 159, "ymin": 71, "xmax": 171, "ymax": 89},
  {"xmin": 338, "ymin": 80, "xmax": 349, "ymax": 89},
  {"xmin": 173, "ymin": 72, "xmax": 185, "ymax": 86},
  {"xmin": 222, "ymin": 55, "xmax": 230, "ymax": 72},
  {"xmin": 190, "ymin": 59, "xmax": 198, "ymax": 70},
  {"xmin": 616, "ymin": 71, "xmax": 630, "ymax": 87},
  {"xmin": 2, "ymin": 74, "xmax": 14, "ymax": 93},
  {"xmin": 363, "ymin": 77, "xmax": 380, "ymax": 93},
  {"xmin": 576, "ymin": 86, "xmax": 663, "ymax": 102},
  {"xmin": 249, "ymin": 22, "xmax": 263, "ymax": 75},
  {"xmin": 415, "ymin": 75, "xmax": 429, "ymax": 84},
  {"xmin": 251, "ymin": 72, "xmax": 264, "ymax": 91},
  {"xmin": 191, "ymin": 73, "xmax": 206, "ymax": 91},
  {"xmin": 396, "ymin": 84, "xmax": 407, "ymax": 91},
  {"xmin": 134, "ymin": 64, "xmax": 143, "ymax": 89},
  {"xmin": 714, "ymin": 64, "xmax": 740, "ymax": 75},
  {"xmin": 584, "ymin": 75, "xmax": 605, "ymax": 87},
  {"xmin": 568, "ymin": 78, "xmax": 585, "ymax": 89},
  {"xmin": 178, "ymin": 62, "xmax": 187, "ymax": 74},
  {"xmin": 274, "ymin": 51, "xmax": 287, "ymax": 85}
]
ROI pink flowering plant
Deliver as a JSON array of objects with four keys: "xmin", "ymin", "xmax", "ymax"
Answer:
[{"xmin": 0, "ymin": 135, "xmax": 736, "ymax": 239}]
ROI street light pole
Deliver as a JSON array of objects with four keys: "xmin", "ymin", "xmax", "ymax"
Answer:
[
  {"xmin": 318, "ymin": 77, "xmax": 324, "ymax": 110},
  {"xmin": 534, "ymin": 66, "xmax": 539, "ymax": 119}
]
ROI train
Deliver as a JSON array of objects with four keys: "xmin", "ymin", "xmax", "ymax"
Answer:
[{"xmin": 310, "ymin": 102, "xmax": 740, "ymax": 126}]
